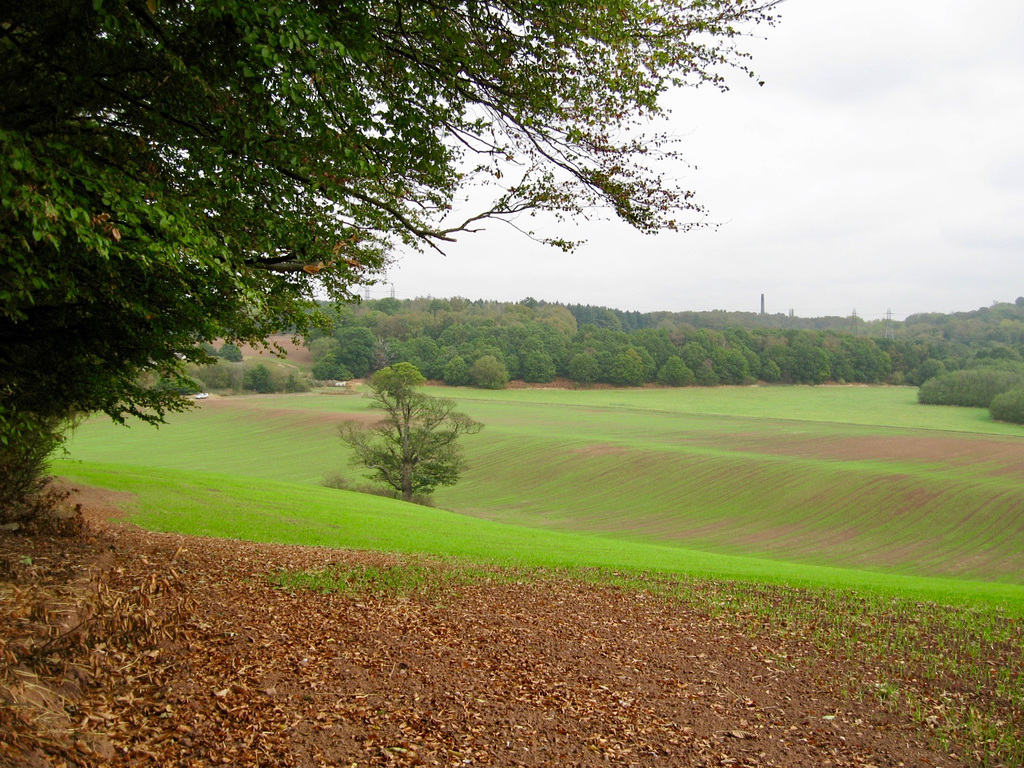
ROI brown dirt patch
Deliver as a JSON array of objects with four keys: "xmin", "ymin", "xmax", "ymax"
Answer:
[
  {"xmin": 48, "ymin": 481, "xmax": 136, "ymax": 522},
  {"xmin": 196, "ymin": 395, "xmax": 380, "ymax": 428},
  {"xmin": 229, "ymin": 334, "xmax": 313, "ymax": 364},
  {"xmin": 752, "ymin": 433, "xmax": 1024, "ymax": 476},
  {"xmin": 506, "ymin": 378, "xmax": 579, "ymax": 390},
  {"xmin": 573, "ymin": 443, "xmax": 630, "ymax": 458},
  {"xmin": 0, "ymin": 503, "xmax": 970, "ymax": 767}
]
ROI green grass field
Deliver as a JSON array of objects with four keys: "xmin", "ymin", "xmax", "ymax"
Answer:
[{"xmin": 56, "ymin": 384, "xmax": 1024, "ymax": 605}]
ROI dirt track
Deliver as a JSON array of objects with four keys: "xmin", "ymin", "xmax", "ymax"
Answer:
[{"xmin": 0, "ymin": 494, "xmax": 962, "ymax": 767}]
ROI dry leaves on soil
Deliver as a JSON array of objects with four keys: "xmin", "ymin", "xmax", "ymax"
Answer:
[{"xmin": 0, "ymin": 506, "xmax": 965, "ymax": 767}]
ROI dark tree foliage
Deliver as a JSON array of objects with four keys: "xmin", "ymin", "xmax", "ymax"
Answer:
[
  {"xmin": 917, "ymin": 368, "xmax": 1024, "ymax": 408},
  {"xmin": 520, "ymin": 350, "xmax": 557, "ymax": 383},
  {"xmin": 0, "ymin": 0, "xmax": 778, "ymax": 503},
  {"xmin": 904, "ymin": 302, "xmax": 1024, "ymax": 348},
  {"xmin": 0, "ymin": 414, "xmax": 72, "ymax": 524},
  {"xmin": 218, "ymin": 343, "xmax": 244, "ymax": 363},
  {"xmin": 334, "ymin": 327, "xmax": 376, "ymax": 379},
  {"xmin": 394, "ymin": 337, "xmax": 445, "ymax": 381},
  {"xmin": 242, "ymin": 363, "xmax": 275, "ymax": 394},
  {"xmin": 311, "ymin": 355, "xmax": 354, "ymax": 383},
  {"xmin": 605, "ymin": 348, "xmax": 646, "ymax": 386},
  {"xmin": 989, "ymin": 386, "xmax": 1024, "ymax": 425},
  {"xmin": 907, "ymin": 359, "xmax": 947, "ymax": 387},
  {"xmin": 568, "ymin": 352, "xmax": 601, "ymax": 385},
  {"xmin": 469, "ymin": 355, "xmax": 509, "ymax": 390},
  {"xmin": 443, "ymin": 357, "xmax": 471, "ymax": 387},
  {"xmin": 312, "ymin": 297, "xmax": 929, "ymax": 389},
  {"xmin": 316, "ymin": 295, "xmax": 1024, "ymax": 393},
  {"xmin": 837, "ymin": 337, "xmax": 892, "ymax": 383},
  {"xmin": 693, "ymin": 359, "xmax": 720, "ymax": 386},
  {"xmin": 657, "ymin": 356, "xmax": 695, "ymax": 386},
  {"xmin": 633, "ymin": 329, "xmax": 678, "ymax": 370}
]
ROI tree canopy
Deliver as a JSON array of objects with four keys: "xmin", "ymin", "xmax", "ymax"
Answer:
[
  {"xmin": 300, "ymin": 296, "xmax": 919, "ymax": 389},
  {"xmin": 0, "ymin": 0, "xmax": 777, "ymax": 500},
  {"xmin": 340, "ymin": 364, "xmax": 482, "ymax": 501}
]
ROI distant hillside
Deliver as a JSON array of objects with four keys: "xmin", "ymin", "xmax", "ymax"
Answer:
[
  {"xmin": 187, "ymin": 296, "xmax": 1024, "ymax": 393},
  {"xmin": 568, "ymin": 303, "xmax": 873, "ymax": 334},
  {"xmin": 568, "ymin": 298, "xmax": 1024, "ymax": 341},
  {"xmin": 904, "ymin": 299, "xmax": 1024, "ymax": 347}
]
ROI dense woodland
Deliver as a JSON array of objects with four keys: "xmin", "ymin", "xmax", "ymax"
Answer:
[{"xmin": 192, "ymin": 296, "xmax": 1024, "ymax": 393}]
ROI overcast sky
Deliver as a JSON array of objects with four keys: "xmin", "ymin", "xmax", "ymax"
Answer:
[{"xmin": 383, "ymin": 0, "xmax": 1024, "ymax": 321}]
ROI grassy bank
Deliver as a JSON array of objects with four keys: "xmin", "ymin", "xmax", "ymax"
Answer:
[{"xmin": 54, "ymin": 461, "xmax": 1024, "ymax": 612}]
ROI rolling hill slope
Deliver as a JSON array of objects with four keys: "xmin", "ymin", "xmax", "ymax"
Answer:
[{"xmin": 61, "ymin": 385, "xmax": 1024, "ymax": 586}]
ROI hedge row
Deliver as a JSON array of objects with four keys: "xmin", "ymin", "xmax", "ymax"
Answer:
[
  {"xmin": 917, "ymin": 368, "xmax": 1024, "ymax": 408},
  {"xmin": 990, "ymin": 386, "xmax": 1024, "ymax": 425}
]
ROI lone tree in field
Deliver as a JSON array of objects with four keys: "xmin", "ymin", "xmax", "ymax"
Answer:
[
  {"xmin": 340, "ymin": 364, "xmax": 482, "ymax": 502},
  {"xmin": 0, "ymin": 0, "xmax": 777, "ymax": 515}
]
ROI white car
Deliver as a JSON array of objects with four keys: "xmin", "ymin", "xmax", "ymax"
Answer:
[{"xmin": 193, "ymin": 392, "xmax": 210, "ymax": 399}]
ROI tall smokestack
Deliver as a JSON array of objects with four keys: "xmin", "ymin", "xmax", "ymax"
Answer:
[{"xmin": 760, "ymin": 294, "xmax": 765, "ymax": 315}]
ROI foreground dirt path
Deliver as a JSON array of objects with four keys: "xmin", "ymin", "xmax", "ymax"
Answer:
[{"xmin": 1, "ymin": 501, "xmax": 958, "ymax": 766}]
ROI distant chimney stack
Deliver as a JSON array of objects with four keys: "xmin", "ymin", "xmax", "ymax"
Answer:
[{"xmin": 760, "ymin": 293, "xmax": 765, "ymax": 315}]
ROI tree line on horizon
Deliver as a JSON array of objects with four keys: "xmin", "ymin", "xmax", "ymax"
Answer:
[{"xmin": 194, "ymin": 295, "xmax": 1024, "ymax": 392}]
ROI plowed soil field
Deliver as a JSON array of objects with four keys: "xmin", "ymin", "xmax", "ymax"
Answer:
[{"xmin": 2, "ymin": 494, "xmax": 976, "ymax": 767}]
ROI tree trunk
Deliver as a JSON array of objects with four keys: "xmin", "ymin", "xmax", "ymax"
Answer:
[
  {"xmin": 401, "ymin": 421, "xmax": 413, "ymax": 502},
  {"xmin": 401, "ymin": 462, "xmax": 413, "ymax": 502}
]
